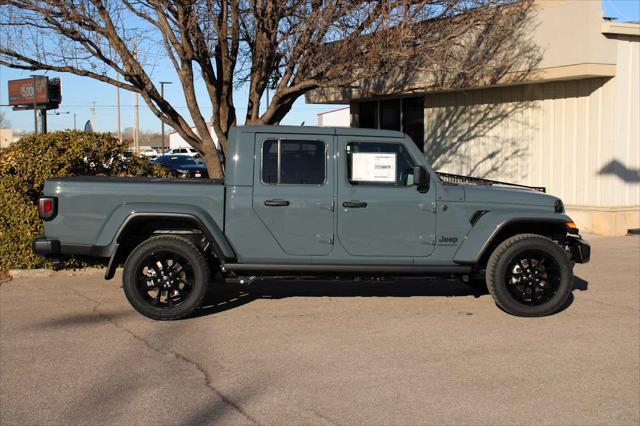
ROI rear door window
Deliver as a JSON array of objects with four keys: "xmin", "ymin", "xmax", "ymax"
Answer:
[{"xmin": 262, "ymin": 140, "xmax": 326, "ymax": 185}]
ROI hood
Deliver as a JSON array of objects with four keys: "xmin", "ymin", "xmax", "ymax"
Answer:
[
  {"xmin": 462, "ymin": 185, "xmax": 561, "ymax": 209},
  {"xmin": 174, "ymin": 164, "xmax": 208, "ymax": 171}
]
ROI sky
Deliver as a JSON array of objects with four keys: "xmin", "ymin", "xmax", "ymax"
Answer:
[{"xmin": 1, "ymin": 0, "xmax": 639, "ymax": 134}]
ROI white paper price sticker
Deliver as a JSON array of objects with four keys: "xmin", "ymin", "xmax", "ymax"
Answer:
[{"xmin": 351, "ymin": 152, "xmax": 396, "ymax": 182}]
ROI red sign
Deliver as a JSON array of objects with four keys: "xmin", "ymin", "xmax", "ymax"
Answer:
[{"xmin": 8, "ymin": 77, "xmax": 51, "ymax": 106}]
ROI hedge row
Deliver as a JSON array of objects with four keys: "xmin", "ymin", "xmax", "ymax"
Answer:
[{"xmin": 0, "ymin": 131, "xmax": 170, "ymax": 271}]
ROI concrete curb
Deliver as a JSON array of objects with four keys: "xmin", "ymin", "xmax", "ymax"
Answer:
[{"xmin": 8, "ymin": 268, "xmax": 105, "ymax": 279}]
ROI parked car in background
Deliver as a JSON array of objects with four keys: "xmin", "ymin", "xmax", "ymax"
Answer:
[
  {"xmin": 140, "ymin": 149, "xmax": 159, "ymax": 160},
  {"xmin": 165, "ymin": 147, "xmax": 199, "ymax": 156},
  {"xmin": 152, "ymin": 154, "xmax": 209, "ymax": 178}
]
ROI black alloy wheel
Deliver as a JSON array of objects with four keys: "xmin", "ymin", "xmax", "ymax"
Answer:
[
  {"xmin": 486, "ymin": 234, "xmax": 573, "ymax": 317},
  {"xmin": 123, "ymin": 235, "xmax": 211, "ymax": 320},
  {"xmin": 504, "ymin": 249, "xmax": 561, "ymax": 306},
  {"xmin": 135, "ymin": 251, "xmax": 194, "ymax": 308}
]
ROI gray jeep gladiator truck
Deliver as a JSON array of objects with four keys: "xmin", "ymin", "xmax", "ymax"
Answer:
[{"xmin": 33, "ymin": 126, "xmax": 590, "ymax": 320}]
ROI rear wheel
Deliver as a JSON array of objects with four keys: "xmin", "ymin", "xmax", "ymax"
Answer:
[
  {"xmin": 123, "ymin": 235, "xmax": 210, "ymax": 320},
  {"xmin": 486, "ymin": 234, "xmax": 572, "ymax": 317}
]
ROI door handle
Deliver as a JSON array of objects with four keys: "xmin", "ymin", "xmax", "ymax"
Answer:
[
  {"xmin": 264, "ymin": 199, "xmax": 290, "ymax": 207},
  {"xmin": 342, "ymin": 201, "xmax": 367, "ymax": 208}
]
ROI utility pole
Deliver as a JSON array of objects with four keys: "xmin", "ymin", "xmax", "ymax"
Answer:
[
  {"xmin": 134, "ymin": 92, "xmax": 139, "ymax": 154},
  {"xmin": 91, "ymin": 101, "xmax": 96, "ymax": 132},
  {"xmin": 133, "ymin": 35, "xmax": 140, "ymax": 154},
  {"xmin": 49, "ymin": 110, "xmax": 70, "ymax": 130},
  {"xmin": 74, "ymin": 113, "xmax": 77, "ymax": 130},
  {"xmin": 159, "ymin": 81, "xmax": 172, "ymax": 154},
  {"xmin": 116, "ymin": 75, "xmax": 122, "ymax": 142}
]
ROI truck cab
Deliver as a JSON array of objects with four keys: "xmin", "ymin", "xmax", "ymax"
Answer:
[
  {"xmin": 33, "ymin": 126, "xmax": 590, "ymax": 320},
  {"xmin": 225, "ymin": 126, "xmax": 439, "ymax": 264}
]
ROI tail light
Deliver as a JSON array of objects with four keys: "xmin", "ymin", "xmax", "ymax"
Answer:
[{"xmin": 38, "ymin": 197, "xmax": 58, "ymax": 221}]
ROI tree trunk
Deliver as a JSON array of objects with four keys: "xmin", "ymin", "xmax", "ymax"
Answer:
[{"xmin": 201, "ymin": 143, "xmax": 224, "ymax": 180}]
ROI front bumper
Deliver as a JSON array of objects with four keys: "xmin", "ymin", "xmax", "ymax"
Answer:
[{"xmin": 566, "ymin": 236, "xmax": 590, "ymax": 263}]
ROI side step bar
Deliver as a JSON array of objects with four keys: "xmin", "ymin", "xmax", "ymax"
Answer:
[{"xmin": 222, "ymin": 263, "xmax": 471, "ymax": 275}]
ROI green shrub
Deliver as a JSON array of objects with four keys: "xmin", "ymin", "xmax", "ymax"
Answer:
[{"xmin": 0, "ymin": 131, "xmax": 170, "ymax": 271}]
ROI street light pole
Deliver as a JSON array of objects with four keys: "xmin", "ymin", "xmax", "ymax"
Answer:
[
  {"xmin": 49, "ymin": 110, "xmax": 70, "ymax": 130},
  {"xmin": 159, "ymin": 81, "xmax": 172, "ymax": 154}
]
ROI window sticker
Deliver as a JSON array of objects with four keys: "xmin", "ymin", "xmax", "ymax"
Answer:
[{"xmin": 351, "ymin": 152, "xmax": 396, "ymax": 182}]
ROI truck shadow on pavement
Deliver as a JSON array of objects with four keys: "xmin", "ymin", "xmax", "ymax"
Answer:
[{"xmin": 194, "ymin": 276, "xmax": 589, "ymax": 318}]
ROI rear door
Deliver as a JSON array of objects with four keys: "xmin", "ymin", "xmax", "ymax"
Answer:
[
  {"xmin": 336, "ymin": 138, "xmax": 436, "ymax": 257},
  {"xmin": 252, "ymin": 133, "xmax": 335, "ymax": 256}
]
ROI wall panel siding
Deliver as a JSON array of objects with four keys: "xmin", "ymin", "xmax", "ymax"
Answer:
[{"xmin": 423, "ymin": 73, "xmax": 638, "ymax": 208}]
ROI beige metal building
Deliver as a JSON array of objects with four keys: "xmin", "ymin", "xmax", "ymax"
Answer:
[
  {"xmin": 306, "ymin": 0, "xmax": 639, "ymax": 236},
  {"xmin": 0, "ymin": 128, "xmax": 15, "ymax": 149}
]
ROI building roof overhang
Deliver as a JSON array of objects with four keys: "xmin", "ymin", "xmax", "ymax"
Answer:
[
  {"xmin": 601, "ymin": 21, "xmax": 640, "ymax": 37},
  {"xmin": 305, "ymin": 62, "xmax": 618, "ymax": 104}
]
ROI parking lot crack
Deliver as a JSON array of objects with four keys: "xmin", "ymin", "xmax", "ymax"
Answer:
[
  {"xmin": 66, "ymin": 285, "xmax": 261, "ymax": 425},
  {"xmin": 309, "ymin": 408, "xmax": 341, "ymax": 425}
]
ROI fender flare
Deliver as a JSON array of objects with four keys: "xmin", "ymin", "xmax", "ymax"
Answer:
[
  {"xmin": 453, "ymin": 211, "xmax": 571, "ymax": 265},
  {"xmin": 100, "ymin": 204, "xmax": 236, "ymax": 279}
]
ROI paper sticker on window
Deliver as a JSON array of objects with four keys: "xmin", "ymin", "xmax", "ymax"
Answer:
[{"xmin": 351, "ymin": 152, "xmax": 396, "ymax": 182}]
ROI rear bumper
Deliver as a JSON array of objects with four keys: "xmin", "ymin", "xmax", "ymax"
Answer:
[
  {"xmin": 32, "ymin": 238, "xmax": 60, "ymax": 257},
  {"xmin": 566, "ymin": 236, "xmax": 590, "ymax": 263},
  {"xmin": 32, "ymin": 238, "xmax": 112, "ymax": 258}
]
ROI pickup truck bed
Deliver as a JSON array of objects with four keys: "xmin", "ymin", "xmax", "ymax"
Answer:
[{"xmin": 41, "ymin": 176, "xmax": 225, "ymax": 252}]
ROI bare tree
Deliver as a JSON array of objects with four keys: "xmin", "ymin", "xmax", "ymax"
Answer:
[{"xmin": 0, "ymin": 0, "xmax": 533, "ymax": 179}]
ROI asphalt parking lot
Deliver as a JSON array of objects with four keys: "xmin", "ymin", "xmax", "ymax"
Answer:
[{"xmin": 1, "ymin": 235, "xmax": 639, "ymax": 425}]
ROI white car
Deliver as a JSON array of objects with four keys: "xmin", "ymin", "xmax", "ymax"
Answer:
[
  {"xmin": 140, "ymin": 149, "xmax": 159, "ymax": 159},
  {"xmin": 165, "ymin": 147, "xmax": 199, "ymax": 157}
]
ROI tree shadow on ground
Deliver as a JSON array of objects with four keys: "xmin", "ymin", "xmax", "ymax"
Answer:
[
  {"xmin": 193, "ymin": 275, "xmax": 589, "ymax": 318},
  {"xmin": 27, "ymin": 309, "xmax": 135, "ymax": 330}
]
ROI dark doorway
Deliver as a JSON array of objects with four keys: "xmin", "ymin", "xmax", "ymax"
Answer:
[
  {"xmin": 356, "ymin": 97, "xmax": 424, "ymax": 152},
  {"xmin": 359, "ymin": 101, "xmax": 378, "ymax": 129},
  {"xmin": 402, "ymin": 97, "xmax": 424, "ymax": 151}
]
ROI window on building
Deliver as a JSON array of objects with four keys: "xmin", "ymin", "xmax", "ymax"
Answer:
[
  {"xmin": 346, "ymin": 142, "xmax": 417, "ymax": 186},
  {"xmin": 262, "ymin": 140, "xmax": 326, "ymax": 185},
  {"xmin": 356, "ymin": 97, "xmax": 424, "ymax": 150},
  {"xmin": 359, "ymin": 101, "xmax": 378, "ymax": 129},
  {"xmin": 380, "ymin": 99, "xmax": 401, "ymax": 131},
  {"xmin": 402, "ymin": 97, "xmax": 424, "ymax": 151}
]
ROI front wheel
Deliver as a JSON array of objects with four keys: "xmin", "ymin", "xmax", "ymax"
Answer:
[
  {"xmin": 486, "ymin": 234, "xmax": 573, "ymax": 317},
  {"xmin": 122, "ymin": 235, "xmax": 211, "ymax": 320}
]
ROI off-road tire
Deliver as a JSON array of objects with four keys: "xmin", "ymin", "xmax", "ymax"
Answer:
[
  {"xmin": 123, "ymin": 235, "xmax": 211, "ymax": 320},
  {"xmin": 486, "ymin": 233, "xmax": 573, "ymax": 317}
]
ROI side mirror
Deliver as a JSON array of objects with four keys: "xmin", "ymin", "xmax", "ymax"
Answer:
[{"xmin": 413, "ymin": 166, "xmax": 429, "ymax": 193}]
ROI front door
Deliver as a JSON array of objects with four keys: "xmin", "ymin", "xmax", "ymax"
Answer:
[
  {"xmin": 336, "ymin": 138, "xmax": 436, "ymax": 257},
  {"xmin": 252, "ymin": 133, "xmax": 335, "ymax": 256}
]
